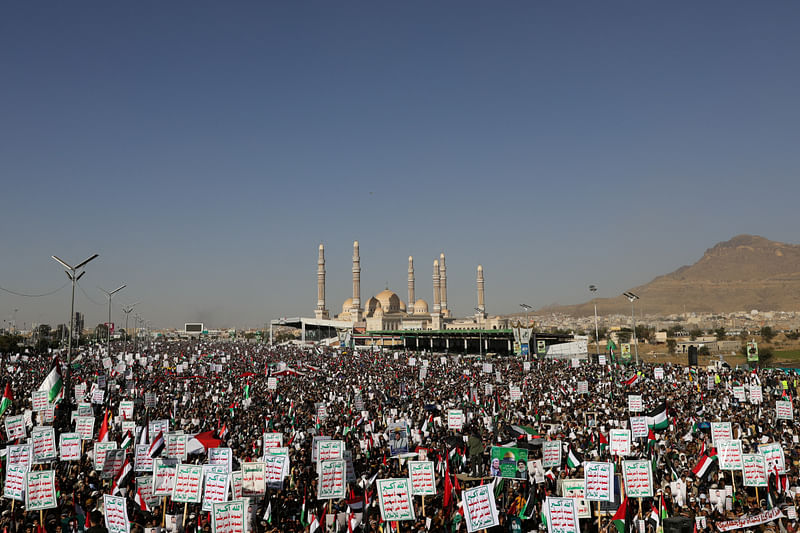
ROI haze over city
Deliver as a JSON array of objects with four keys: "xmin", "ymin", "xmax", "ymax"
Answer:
[{"xmin": 2, "ymin": 2, "xmax": 799, "ymax": 329}]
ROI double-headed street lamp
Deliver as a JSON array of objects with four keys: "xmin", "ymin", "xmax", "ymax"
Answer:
[
  {"xmin": 519, "ymin": 303, "xmax": 532, "ymax": 325},
  {"xmin": 589, "ymin": 285, "xmax": 600, "ymax": 356},
  {"xmin": 623, "ymin": 291, "xmax": 640, "ymax": 364},
  {"xmin": 122, "ymin": 303, "xmax": 139, "ymax": 354},
  {"xmin": 51, "ymin": 253, "xmax": 99, "ymax": 402},
  {"xmin": 99, "ymin": 285, "xmax": 126, "ymax": 361}
]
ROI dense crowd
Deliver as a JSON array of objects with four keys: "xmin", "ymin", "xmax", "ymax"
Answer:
[{"xmin": 1, "ymin": 338, "xmax": 799, "ymax": 533}]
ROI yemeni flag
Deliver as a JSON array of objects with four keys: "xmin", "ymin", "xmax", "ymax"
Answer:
[
  {"xmin": 566, "ymin": 446, "xmax": 582, "ymax": 469},
  {"xmin": 111, "ymin": 458, "xmax": 133, "ymax": 496},
  {"xmin": 646, "ymin": 402, "xmax": 669, "ymax": 430},
  {"xmin": 135, "ymin": 486, "xmax": 150, "ymax": 512},
  {"xmin": 692, "ymin": 450, "xmax": 718, "ymax": 480},
  {"xmin": 98, "ymin": 409, "xmax": 110, "ymax": 443},
  {"xmin": 622, "ymin": 374, "xmax": 639, "ymax": 387},
  {"xmin": 38, "ymin": 357, "xmax": 63, "ymax": 403},
  {"xmin": 611, "ymin": 496, "xmax": 629, "ymax": 533},
  {"xmin": 0, "ymin": 383, "xmax": 12, "ymax": 417},
  {"xmin": 148, "ymin": 431, "xmax": 165, "ymax": 458}
]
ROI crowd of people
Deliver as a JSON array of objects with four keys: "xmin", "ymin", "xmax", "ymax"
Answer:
[{"xmin": 1, "ymin": 337, "xmax": 799, "ymax": 533}]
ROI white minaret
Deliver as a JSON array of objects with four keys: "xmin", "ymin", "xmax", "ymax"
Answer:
[
  {"xmin": 432, "ymin": 259, "xmax": 441, "ymax": 314},
  {"xmin": 439, "ymin": 252, "xmax": 448, "ymax": 317},
  {"xmin": 407, "ymin": 256, "xmax": 415, "ymax": 314},
  {"xmin": 351, "ymin": 240, "xmax": 362, "ymax": 320},
  {"xmin": 315, "ymin": 244, "xmax": 329, "ymax": 319},
  {"xmin": 476, "ymin": 265, "xmax": 486, "ymax": 317}
]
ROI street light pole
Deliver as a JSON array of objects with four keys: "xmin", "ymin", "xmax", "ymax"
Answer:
[
  {"xmin": 52, "ymin": 253, "xmax": 99, "ymax": 404},
  {"xmin": 589, "ymin": 285, "xmax": 600, "ymax": 356},
  {"xmin": 99, "ymin": 285, "xmax": 126, "ymax": 363},
  {"xmin": 623, "ymin": 292, "xmax": 640, "ymax": 365},
  {"xmin": 122, "ymin": 303, "xmax": 139, "ymax": 355}
]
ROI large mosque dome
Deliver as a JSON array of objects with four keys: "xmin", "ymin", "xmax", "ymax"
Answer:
[
  {"xmin": 375, "ymin": 289, "xmax": 402, "ymax": 312},
  {"xmin": 341, "ymin": 298, "xmax": 353, "ymax": 314},
  {"xmin": 414, "ymin": 299, "xmax": 429, "ymax": 314}
]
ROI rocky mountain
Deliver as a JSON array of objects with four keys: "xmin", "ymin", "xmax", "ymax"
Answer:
[{"xmin": 546, "ymin": 235, "xmax": 800, "ymax": 316}]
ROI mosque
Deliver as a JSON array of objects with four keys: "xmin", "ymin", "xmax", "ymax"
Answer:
[{"xmin": 314, "ymin": 241, "xmax": 508, "ymax": 331}]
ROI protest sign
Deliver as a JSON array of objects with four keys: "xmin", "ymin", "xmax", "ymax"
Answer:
[
  {"xmin": 262, "ymin": 432, "xmax": 282, "ymax": 450},
  {"xmin": 376, "ymin": 478, "xmax": 416, "ymax": 522},
  {"xmin": 152, "ymin": 458, "xmax": 179, "ymax": 496},
  {"xmin": 7, "ymin": 445, "xmax": 31, "ymax": 471},
  {"xmin": 462, "ymin": 485, "xmax": 499, "ymax": 532},
  {"xmin": 136, "ymin": 476, "xmax": 159, "ymax": 509},
  {"xmin": 577, "ymin": 381, "xmax": 588, "ymax": 394},
  {"xmin": 166, "ymin": 433, "xmax": 187, "ymax": 461},
  {"xmin": 741, "ymin": 454, "xmax": 767, "ymax": 487},
  {"xmin": 609, "ymin": 429, "xmax": 631, "ymax": 457},
  {"xmin": 653, "ymin": 367, "xmax": 664, "ymax": 380},
  {"xmin": 263, "ymin": 455, "xmax": 287, "ymax": 489},
  {"xmin": 119, "ymin": 400, "xmax": 134, "ymax": 420},
  {"xmin": 59, "ymin": 432, "xmax": 81, "ymax": 461},
  {"xmin": 542, "ymin": 440, "xmax": 562, "ymax": 469},
  {"xmin": 509, "ymin": 385, "xmax": 521, "ymax": 402},
  {"xmin": 490, "ymin": 446, "xmax": 528, "ymax": 479},
  {"xmin": 758, "ymin": 442, "xmax": 786, "ymax": 473},
  {"xmin": 561, "ymin": 479, "xmax": 590, "ymax": 519},
  {"xmin": 408, "ymin": 461, "xmax": 436, "ymax": 496},
  {"xmin": 172, "ymin": 464, "xmax": 204, "ymax": 503},
  {"xmin": 749, "ymin": 386, "xmax": 763, "ymax": 403},
  {"xmin": 202, "ymin": 472, "xmax": 230, "ymax": 512},
  {"xmin": 101, "ymin": 450, "xmax": 125, "ymax": 480},
  {"xmin": 211, "ymin": 500, "xmax": 246, "ymax": 533},
  {"xmin": 317, "ymin": 459, "xmax": 346, "ymax": 500},
  {"xmin": 241, "ymin": 462, "xmax": 266, "ymax": 497},
  {"xmin": 717, "ymin": 439, "xmax": 743, "ymax": 471},
  {"xmin": 627, "ymin": 395, "xmax": 643, "ymax": 413},
  {"xmin": 710, "ymin": 422, "xmax": 732, "ymax": 445},
  {"xmin": 545, "ymin": 497, "xmax": 579, "ymax": 533},
  {"xmin": 733, "ymin": 386, "xmax": 746, "ymax": 402},
  {"xmin": 134, "ymin": 445, "xmax": 154, "ymax": 472},
  {"xmin": 622, "ymin": 460, "xmax": 653, "ymax": 498},
  {"xmin": 583, "ymin": 462, "xmax": 614, "ymax": 502},
  {"xmin": 447, "ymin": 409, "xmax": 464, "ymax": 430},
  {"xmin": 76, "ymin": 416, "xmax": 95, "ymax": 440},
  {"xmin": 94, "ymin": 442, "xmax": 118, "ymax": 471},
  {"xmin": 317, "ymin": 439, "xmax": 345, "ymax": 462},
  {"xmin": 31, "ymin": 391, "xmax": 48, "ymax": 411},
  {"xmin": 103, "ymin": 495, "xmax": 130, "ymax": 533},
  {"xmin": 310, "ymin": 436, "xmax": 331, "ymax": 463},
  {"xmin": 3, "ymin": 465, "xmax": 26, "ymax": 501},
  {"xmin": 5, "ymin": 414, "xmax": 25, "ymax": 440},
  {"xmin": 629, "ymin": 417, "xmax": 648, "ymax": 438},
  {"xmin": 208, "ymin": 448, "xmax": 233, "ymax": 473},
  {"xmin": 25, "ymin": 470, "xmax": 57, "ymax": 511},
  {"xmin": 31, "ymin": 426, "xmax": 57, "ymax": 463},
  {"xmin": 230, "ymin": 471, "xmax": 242, "ymax": 499},
  {"xmin": 776, "ymin": 401, "xmax": 793, "ymax": 420}
]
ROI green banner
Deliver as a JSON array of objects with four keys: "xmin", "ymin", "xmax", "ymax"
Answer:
[{"xmin": 489, "ymin": 446, "xmax": 529, "ymax": 479}]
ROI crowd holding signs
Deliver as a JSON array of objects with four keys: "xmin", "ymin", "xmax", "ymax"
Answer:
[{"xmin": 1, "ymin": 340, "xmax": 800, "ymax": 533}]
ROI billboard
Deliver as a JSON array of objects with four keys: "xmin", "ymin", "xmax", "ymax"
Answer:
[{"xmin": 185, "ymin": 323, "xmax": 204, "ymax": 334}]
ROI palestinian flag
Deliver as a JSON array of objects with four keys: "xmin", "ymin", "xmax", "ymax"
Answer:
[
  {"xmin": 0, "ymin": 383, "xmax": 12, "ymax": 417},
  {"xmin": 38, "ymin": 357, "xmax": 63, "ymax": 403},
  {"xmin": 692, "ymin": 450, "xmax": 718, "ymax": 480},
  {"xmin": 611, "ymin": 496, "xmax": 629, "ymax": 533},
  {"xmin": 598, "ymin": 432, "xmax": 609, "ymax": 454},
  {"xmin": 622, "ymin": 374, "xmax": 639, "ymax": 387},
  {"xmin": 647, "ymin": 429, "xmax": 657, "ymax": 452},
  {"xmin": 566, "ymin": 447, "xmax": 582, "ymax": 469},
  {"xmin": 148, "ymin": 431, "xmax": 165, "ymax": 458},
  {"xmin": 120, "ymin": 431, "xmax": 134, "ymax": 450},
  {"xmin": 646, "ymin": 402, "xmax": 668, "ymax": 430}
]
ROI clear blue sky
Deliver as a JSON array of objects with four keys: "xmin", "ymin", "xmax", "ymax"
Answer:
[{"xmin": 2, "ymin": 1, "xmax": 799, "ymax": 330}]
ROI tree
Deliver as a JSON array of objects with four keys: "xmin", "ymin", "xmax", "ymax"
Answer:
[
  {"xmin": 635, "ymin": 325, "xmax": 655, "ymax": 343},
  {"xmin": 689, "ymin": 328, "xmax": 702, "ymax": 341},
  {"xmin": 589, "ymin": 327, "xmax": 608, "ymax": 343},
  {"xmin": 616, "ymin": 328, "xmax": 632, "ymax": 344},
  {"xmin": 714, "ymin": 327, "xmax": 726, "ymax": 341},
  {"xmin": 698, "ymin": 345, "xmax": 711, "ymax": 356},
  {"xmin": 760, "ymin": 326, "xmax": 776, "ymax": 343},
  {"xmin": 666, "ymin": 338, "xmax": 677, "ymax": 355},
  {"xmin": 667, "ymin": 324, "xmax": 684, "ymax": 337}
]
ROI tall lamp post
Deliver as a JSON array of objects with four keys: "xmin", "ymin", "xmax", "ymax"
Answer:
[
  {"xmin": 51, "ymin": 253, "xmax": 99, "ymax": 403},
  {"xmin": 474, "ymin": 307, "xmax": 484, "ymax": 357},
  {"xmin": 519, "ymin": 303, "xmax": 532, "ymax": 325},
  {"xmin": 589, "ymin": 285, "xmax": 600, "ymax": 356},
  {"xmin": 623, "ymin": 292, "xmax": 640, "ymax": 364},
  {"xmin": 99, "ymin": 285, "xmax": 126, "ymax": 362},
  {"xmin": 122, "ymin": 303, "xmax": 139, "ymax": 355}
]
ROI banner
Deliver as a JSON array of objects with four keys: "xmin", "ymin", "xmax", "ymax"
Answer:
[
  {"xmin": 31, "ymin": 426, "xmax": 57, "ymax": 463},
  {"xmin": 490, "ymin": 446, "xmax": 529, "ymax": 479},
  {"xmin": 262, "ymin": 432, "xmax": 283, "ymax": 450},
  {"xmin": 545, "ymin": 497, "xmax": 579, "ymax": 533},
  {"xmin": 622, "ymin": 460, "xmax": 652, "ymax": 498},
  {"xmin": 166, "ymin": 433, "xmax": 188, "ymax": 461},
  {"xmin": 5, "ymin": 414, "xmax": 25, "ymax": 440},
  {"xmin": 211, "ymin": 500, "xmax": 246, "ymax": 533},
  {"xmin": 408, "ymin": 461, "xmax": 436, "ymax": 496},
  {"xmin": 317, "ymin": 459, "xmax": 346, "ymax": 500},
  {"xmin": 746, "ymin": 341, "xmax": 759, "ymax": 363},
  {"xmin": 152, "ymin": 458, "xmax": 179, "ymax": 496},
  {"xmin": 7, "ymin": 445, "xmax": 31, "ymax": 471},
  {"xmin": 317, "ymin": 439, "xmax": 345, "ymax": 462},
  {"xmin": 542, "ymin": 441, "xmax": 562, "ymax": 469},
  {"xmin": 94, "ymin": 442, "xmax": 118, "ymax": 471},
  {"xmin": 776, "ymin": 401, "xmax": 793, "ymax": 420},
  {"xmin": 263, "ymin": 455, "xmax": 287, "ymax": 489},
  {"xmin": 135, "ymin": 445, "xmax": 154, "ymax": 472},
  {"xmin": 376, "ymin": 478, "xmax": 415, "ymax": 522},
  {"xmin": 25, "ymin": 470, "xmax": 57, "ymax": 511},
  {"xmin": 172, "ymin": 464, "xmax": 203, "ymax": 503},
  {"xmin": 76, "ymin": 416, "xmax": 95, "ymax": 440},
  {"xmin": 653, "ymin": 367, "xmax": 664, "ymax": 380},
  {"xmin": 208, "ymin": 448, "xmax": 233, "ymax": 473},
  {"xmin": 447, "ymin": 409, "xmax": 465, "ymax": 430},
  {"xmin": 59, "ymin": 432, "xmax": 80, "ymax": 462},
  {"xmin": 583, "ymin": 462, "xmax": 614, "ymax": 502},
  {"xmin": 758, "ymin": 443, "xmax": 786, "ymax": 473},
  {"xmin": 749, "ymin": 386, "xmax": 763, "ymax": 403},
  {"xmin": 136, "ymin": 477, "xmax": 159, "ymax": 509},
  {"xmin": 103, "ymin": 495, "xmax": 130, "ymax": 533},
  {"xmin": 463, "ymin": 485, "xmax": 500, "ymax": 533},
  {"xmin": 741, "ymin": 454, "xmax": 767, "ymax": 487},
  {"xmin": 717, "ymin": 508, "xmax": 784, "ymax": 532}
]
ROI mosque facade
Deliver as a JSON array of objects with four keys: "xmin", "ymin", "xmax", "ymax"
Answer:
[{"xmin": 314, "ymin": 241, "xmax": 508, "ymax": 332}]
